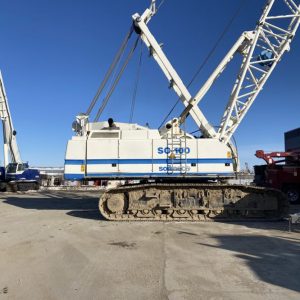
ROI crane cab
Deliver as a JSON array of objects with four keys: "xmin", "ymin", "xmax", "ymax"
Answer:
[{"xmin": 6, "ymin": 162, "xmax": 40, "ymax": 181}]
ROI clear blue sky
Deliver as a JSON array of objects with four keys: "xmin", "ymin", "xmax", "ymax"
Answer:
[{"xmin": 0, "ymin": 0, "xmax": 299, "ymax": 168}]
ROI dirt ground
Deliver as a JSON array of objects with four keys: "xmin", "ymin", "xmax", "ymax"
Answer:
[{"xmin": 0, "ymin": 191, "xmax": 299, "ymax": 300}]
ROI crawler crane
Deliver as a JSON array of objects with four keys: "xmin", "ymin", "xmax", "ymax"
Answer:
[
  {"xmin": 65, "ymin": 0, "xmax": 300, "ymax": 221},
  {"xmin": 0, "ymin": 72, "xmax": 40, "ymax": 191}
]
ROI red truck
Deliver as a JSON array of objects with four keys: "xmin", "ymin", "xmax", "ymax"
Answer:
[{"xmin": 254, "ymin": 128, "xmax": 300, "ymax": 204}]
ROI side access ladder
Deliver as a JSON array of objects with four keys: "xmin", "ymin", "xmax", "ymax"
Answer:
[{"xmin": 166, "ymin": 127, "xmax": 187, "ymax": 175}]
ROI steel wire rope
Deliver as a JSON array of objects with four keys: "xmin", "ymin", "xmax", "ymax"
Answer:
[
  {"xmin": 86, "ymin": 27, "xmax": 134, "ymax": 115},
  {"xmin": 129, "ymin": 40, "xmax": 143, "ymax": 123},
  {"xmin": 88, "ymin": 0, "xmax": 166, "ymax": 119},
  {"xmin": 157, "ymin": 0, "xmax": 166, "ymax": 12},
  {"xmin": 94, "ymin": 36, "xmax": 140, "ymax": 121},
  {"xmin": 158, "ymin": 0, "xmax": 247, "ymax": 129},
  {"xmin": 101, "ymin": 42, "xmax": 127, "ymax": 116}
]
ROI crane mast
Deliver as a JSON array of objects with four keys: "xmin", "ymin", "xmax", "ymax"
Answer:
[
  {"xmin": 134, "ymin": 0, "xmax": 300, "ymax": 144},
  {"xmin": 0, "ymin": 71, "xmax": 22, "ymax": 167}
]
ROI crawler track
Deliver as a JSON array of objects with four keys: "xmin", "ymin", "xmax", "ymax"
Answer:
[
  {"xmin": 99, "ymin": 183, "xmax": 289, "ymax": 221},
  {"xmin": 6, "ymin": 181, "xmax": 40, "ymax": 192}
]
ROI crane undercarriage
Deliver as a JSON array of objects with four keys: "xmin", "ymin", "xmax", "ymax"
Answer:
[{"xmin": 99, "ymin": 183, "xmax": 289, "ymax": 221}]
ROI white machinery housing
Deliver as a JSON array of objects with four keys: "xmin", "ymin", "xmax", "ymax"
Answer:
[{"xmin": 65, "ymin": 121, "xmax": 234, "ymax": 180}]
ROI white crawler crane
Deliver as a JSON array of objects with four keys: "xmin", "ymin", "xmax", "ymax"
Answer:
[{"xmin": 65, "ymin": 0, "xmax": 300, "ymax": 221}]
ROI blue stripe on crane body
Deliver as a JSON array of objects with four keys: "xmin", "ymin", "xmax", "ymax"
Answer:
[
  {"xmin": 64, "ymin": 172, "xmax": 235, "ymax": 180},
  {"xmin": 65, "ymin": 158, "xmax": 233, "ymax": 165}
]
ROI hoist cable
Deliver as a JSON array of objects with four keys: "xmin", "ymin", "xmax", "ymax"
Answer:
[
  {"xmin": 87, "ymin": 0, "xmax": 167, "ymax": 119},
  {"xmin": 157, "ymin": 0, "xmax": 166, "ymax": 12},
  {"xmin": 129, "ymin": 0, "xmax": 164, "ymax": 124},
  {"xmin": 158, "ymin": 0, "xmax": 247, "ymax": 129},
  {"xmin": 129, "ymin": 40, "xmax": 143, "ymax": 123},
  {"xmin": 94, "ymin": 37, "xmax": 140, "ymax": 122},
  {"xmin": 86, "ymin": 26, "xmax": 134, "ymax": 115}
]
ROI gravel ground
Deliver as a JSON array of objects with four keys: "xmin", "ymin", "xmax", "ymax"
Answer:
[{"xmin": 0, "ymin": 191, "xmax": 299, "ymax": 300}]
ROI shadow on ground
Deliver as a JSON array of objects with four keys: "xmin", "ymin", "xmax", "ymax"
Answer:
[
  {"xmin": 197, "ymin": 234, "xmax": 300, "ymax": 292},
  {"xmin": 216, "ymin": 220, "xmax": 300, "ymax": 234},
  {"xmin": 2, "ymin": 191, "xmax": 105, "ymax": 221}
]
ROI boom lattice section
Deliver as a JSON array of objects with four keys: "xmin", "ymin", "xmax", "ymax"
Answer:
[{"xmin": 218, "ymin": 0, "xmax": 300, "ymax": 143}]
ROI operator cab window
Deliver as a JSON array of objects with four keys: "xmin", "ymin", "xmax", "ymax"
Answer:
[
  {"xmin": 7, "ymin": 163, "xmax": 17, "ymax": 173},
  {"xmin": 17, "ymin": 163, "xmax": 28, "ymax": 171}
]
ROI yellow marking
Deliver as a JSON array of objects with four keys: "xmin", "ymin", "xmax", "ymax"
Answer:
[{"xmin": 169, "ymin": 153, "xmax": 176, "ymax": 159}]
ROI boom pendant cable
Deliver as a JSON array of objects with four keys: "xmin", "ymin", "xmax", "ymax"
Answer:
[
  {"xmin": 86, "ymin": 26, "xmax": 134, "ymax": 116},
  {"xmin": 158, "ymin": 0, "xmax": 247, "ymax": 129},
  {"xmin": 157, "ymin": 0, "xmax": 166, "ymax": 12},
  {"xmin": 87, "ymin": 0, "xmax": 167, "ymax": 120},
  {"xmin": 129, "ymin": 40, "xmax": 143, "ymax": 123},
  {"xmin": 94, "ymin": 36, "xmax": 140, "ymax": 122}
]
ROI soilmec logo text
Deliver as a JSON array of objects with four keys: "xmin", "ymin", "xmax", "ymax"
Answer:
[
  {"xmin": 157, "ymin": 147, "xmax": 191, "ymax": 172},
  {"xmin": 159, "ymin": 166, "xmax": 191, "ymax": 172},
  {"xmin": 157, "ymin": 147, "xmax": 190, "ymax": 155}
]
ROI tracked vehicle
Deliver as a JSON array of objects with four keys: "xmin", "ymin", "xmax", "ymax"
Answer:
[{"xmin": 65, "ymin": 0, "xmax": 300, "ymax": 221}]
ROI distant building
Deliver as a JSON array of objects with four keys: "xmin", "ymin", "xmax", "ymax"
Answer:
[
  {"xmin": 35, "ymin": 167, "xmax": 105, "ymax": 187},
  {"xmin": 35, "ymin": 167, "xmax": 64, "ymax": 186}
]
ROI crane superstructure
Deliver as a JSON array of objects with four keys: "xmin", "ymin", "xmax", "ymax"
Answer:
[
  {"xmin": 0, "ymin": 71, "xmax": 40, "ymax": 191},
  {"xmin": 65, "ymin": 0, "xmax": 300, "ymax": 221}
]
